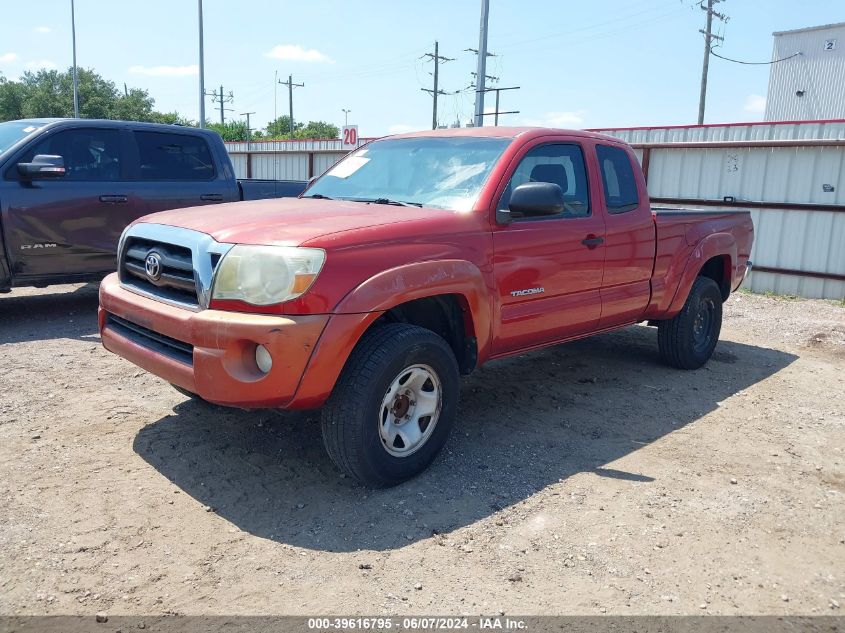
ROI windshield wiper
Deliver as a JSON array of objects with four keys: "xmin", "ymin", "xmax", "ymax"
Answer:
[
  {"xmin": 361, "ymin": 197, "xmax": 423, "ymax": 208},
  {"xmin": 303, "ymin": 193, "xmax": 333, "ymax": 200}
]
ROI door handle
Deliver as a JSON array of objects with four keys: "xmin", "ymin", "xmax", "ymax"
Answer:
[
  {"xmin": 200, "ymin": 193, "xmax": 224, "ymax": 201},
  {"xmin": 99, "ymin": 194, "xmax": 128, "ymax": 204},
  {"xmin": 581, "ymin": 235, "xmax": 604, "ymax": 248}
]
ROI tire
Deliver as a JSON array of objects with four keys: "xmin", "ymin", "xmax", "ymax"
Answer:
[
  {"xmin": 657, "ymin": 276, "xmax": 723, "ymax": 370},
  {"xmin": 320, "ymin": 323, "xmax": 460, "ymax": 487}
]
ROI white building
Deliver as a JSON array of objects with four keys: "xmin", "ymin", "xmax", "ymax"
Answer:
[{"xmin": 765, "ymin": 22, "xmax": 845, "ymax": 121}]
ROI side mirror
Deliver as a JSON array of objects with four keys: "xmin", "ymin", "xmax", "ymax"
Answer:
[
  {"xmin": 508, "ymin": 182, "xmax": 565, "ymax": 218},
  {"xmin": 17, "ymin": 155, "xmax": 66, "ymax": 180}
]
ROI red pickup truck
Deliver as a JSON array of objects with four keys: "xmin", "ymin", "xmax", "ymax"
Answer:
[{"xmin": 99, "ymin": 127, "xmax": 753, "ymax": 486}]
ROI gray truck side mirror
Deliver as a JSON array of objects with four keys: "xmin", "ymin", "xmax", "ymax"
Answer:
[{"xmin": 17, "ymin": 154, "xmax": 67, "ymax": 179}]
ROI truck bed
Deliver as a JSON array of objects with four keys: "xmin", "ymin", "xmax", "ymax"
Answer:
[{"xmin": 651, "ymin": 205, "xmax": 754, "ymax": 301}]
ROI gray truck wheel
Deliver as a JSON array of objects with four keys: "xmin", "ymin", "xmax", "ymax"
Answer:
[
  {"xmin": 320, "ymin": 323, "xmax": 460, "ymax": 487},
  {"xmin": 657, "ymin": 276, "xmax": 723, "ymax": 370}
]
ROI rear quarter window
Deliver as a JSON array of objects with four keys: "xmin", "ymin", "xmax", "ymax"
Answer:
[
  {"xmin": 596, "ymin": 144, "xmax": 639, "ymax": 214},
  {"xmin": 134, "ymin": 131, "xmax": 215, "ymax": 181}
]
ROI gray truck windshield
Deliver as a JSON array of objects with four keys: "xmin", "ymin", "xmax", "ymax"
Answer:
[
  {"xmin": 0, "ymin": 120, "xmax": 48, "ymax": 155},
  {"xmin": 306, "ymin": 136, "xmax": 510, "ymax": 211}
]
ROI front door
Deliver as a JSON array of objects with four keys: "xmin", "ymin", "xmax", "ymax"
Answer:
[
  {"xmin": 491, "ymin": 142, "xmax": 606, "ymax": 355},
  {"xmin": 2, "ymin": 126, "xmax": 142, "ymax": 279}
]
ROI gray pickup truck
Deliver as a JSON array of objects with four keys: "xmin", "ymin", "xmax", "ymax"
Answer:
[{"xmin": 0, "ymin": 118, "xmax": 306, "ymax": 292}]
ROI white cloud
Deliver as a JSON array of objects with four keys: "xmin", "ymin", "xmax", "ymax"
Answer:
[
  {"xmin": 0, "ymin": 52, "xmax": 18, "ymax": 63},
  {"xmin": 523, "ymin": 110, "xmax": 587, "ymax": 128},
  {"xmin": 25, "ymin": 59, "xmax": 57, "ymax": 70},
  {"xmin": 264, "ymin": 44, "xmax": 333, "ymax": 63},
  {"xmin": 34, "ymin": 26, "xmax": 51, "ymax": 34},
  {"xmin": 744, "ymin": 94, "xmax": 766, "ymax": 115},
  {"xmin": 387, "ymin": 124, "xmax": 416, "ymax": 135},
  {"xmin": 129, "ymin": 64, "xmax": 199, "ymax": 77}
]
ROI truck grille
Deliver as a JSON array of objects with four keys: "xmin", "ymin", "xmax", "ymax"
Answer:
[
  {"xmin": 106, "ymin": 314, "xmax": 194, "ymax": 365},
  {"xmin": 121, "ymin": 237, "xmax": 199, "ymax": 307},
  {"xmin": 118, "ymin": 223, "xmax": 232, "ymax": 310}
]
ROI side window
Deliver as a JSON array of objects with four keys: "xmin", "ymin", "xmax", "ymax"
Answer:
[
  {"xmin": 20, "ymin": 128, "xmax": 122, "ymax": 181},
  {"xmin": 498, "ymin": 143, "xmax": 590, "ymax": 219},
  {"xmin": 596, "ymin": 144, "xmax": 639, "ymax": 214},
  {"xmin": 134, "ymin": 131, "xmax": 215, "ymax": 181}
]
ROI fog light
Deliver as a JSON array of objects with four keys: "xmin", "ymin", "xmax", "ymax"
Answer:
[{"xmin": 255, "ymin": 344, "xmax": 273, "ymax": 374}]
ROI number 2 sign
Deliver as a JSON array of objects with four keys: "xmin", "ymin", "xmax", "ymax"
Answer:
[{"xmin": 342, "ymin": 125, "xmax": 359, "ymax": 150}]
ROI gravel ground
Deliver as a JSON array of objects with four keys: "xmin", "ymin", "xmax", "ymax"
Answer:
[{"xmin": 0, "ymin": 283, "xmax": 843, "ymax": 616}]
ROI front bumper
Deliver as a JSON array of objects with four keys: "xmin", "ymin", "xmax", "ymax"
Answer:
[{"xmin": 99, "ymin": 273, "xmax": 329, "ymax": 408}]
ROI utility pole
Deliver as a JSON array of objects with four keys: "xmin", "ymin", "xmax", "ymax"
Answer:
[
  {"xmin": 71, "ymin": 0, "xmax": 79, "ymax": 118},
  {"xmin": 198, "ymin": 0, "xmax": 205, "ymax": 128},
  {"xmin": 278, "ymin": 75, "xmax": 304, "ymax": 137},
  {"xmin": 241, "ymin": 111, "xmax": 255, "ymax": 151},
  {"xmin": 473, "ymin": 0, "xmax": 491, "ymax": 127},
  {"xmin": 477, "ymin": 86, "xmax": 520, "ymax": 125},
  {"xmin": 421, "ymin": 41, "xmax": 454, "ymax": 130},
  {"xmin": 342, "ymin": 108, "xmax": 351, "ymax": 126},
  {"xmin": 698, "ymin": 0, "xmax": 726, "ymax": 124},
  {"xmin": 204, "ymin": 85, "xmax": 233, "ymax": 124}
]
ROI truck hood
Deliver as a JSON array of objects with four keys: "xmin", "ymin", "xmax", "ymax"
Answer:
[{"xmin": 138, "ymin": 197, "xmax": 456, "ymax": 246}]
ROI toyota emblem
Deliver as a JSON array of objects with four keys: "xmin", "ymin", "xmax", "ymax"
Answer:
[{"xmin": 144, "ymin": 252, "xmax": 163, "ymax": 282}]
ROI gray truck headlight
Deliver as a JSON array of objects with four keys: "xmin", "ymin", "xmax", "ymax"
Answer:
[{"xmin": 211, "ymin": 245, "xmax": 326, "ymax": 305}]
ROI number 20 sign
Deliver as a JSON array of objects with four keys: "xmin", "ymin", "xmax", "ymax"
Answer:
[{"xmin": 341, "ymin": 125, "xmax": 359, "ymax": 150}]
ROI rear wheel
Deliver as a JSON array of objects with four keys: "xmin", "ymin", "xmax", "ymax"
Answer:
[
  {"xmin": 320, "ymin": 323, "xmax": 460, "ymax": 487},
  {"xmin": 657, "ymin": 276, "xmax": 723, "ymax": 370}
]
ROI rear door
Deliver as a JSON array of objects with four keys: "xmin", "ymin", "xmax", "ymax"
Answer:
[
  {"xmin": 2, "ymin": 125, "xmax": 140, "ymax": 278},
  {"xmin": 594, "ymin": 143, "xmax": 655, "ymax": 328},
  {"xmin": 491, "ymin": 140, "xmax": 606, "ymax": 355},
  {"xmin": 128, "ymin": 130, "xmax": 236, "ymax": 214}
]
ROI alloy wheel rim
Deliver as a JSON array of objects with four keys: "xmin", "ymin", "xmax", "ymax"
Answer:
[{"xmin": 379, "ymin": 364, "xmax": 442, "ymax": 457}]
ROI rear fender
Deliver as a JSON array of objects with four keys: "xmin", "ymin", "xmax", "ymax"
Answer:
[
  {"xmin": 289, "ymin": 259, "xmax": 493, "ymax": 409},
  {"xmin": 664, "ymin": 233, "xmax": 736, "ymax": 316}
]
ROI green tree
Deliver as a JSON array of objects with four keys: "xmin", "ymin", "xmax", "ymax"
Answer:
[
  {"xmin": 263, "ymin": 115, "xmax": 299, "ymax": 139},
  {"xmin": 261, "ymin": 116, "xmax": 339, "ymax": 140},
  {"xmin": 295, "ymin": 120, "xmax": 339, "ymax": 140},
  {"xmin": 0, "ymin": 67, "xmax": 179, "ymax": 123},
  {"xmin": 206, "ymin": 120, "xmax": 250, "ymax": 142}
]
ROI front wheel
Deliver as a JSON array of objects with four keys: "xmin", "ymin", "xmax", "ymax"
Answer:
[
  {"xmin": 320, "ymin": 323, "xmax": 460, "ymax": 487},
  {"xmin": 657, "ymin": 276, "xmax": 723, "ymax": 370}
]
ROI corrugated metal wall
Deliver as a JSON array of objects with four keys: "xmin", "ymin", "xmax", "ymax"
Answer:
[
  {"xmin": 224, "ymin": 138, "xmax": 368, "ymax": 181},
  {"xmin": 591, "ymin": 120, "xmax": 845, "ymax": 143},
  {"xmin": 765, "ymin": 23, "xmax": 845, "ymax": 121}
]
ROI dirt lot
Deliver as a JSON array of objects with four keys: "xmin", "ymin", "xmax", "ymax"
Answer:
[{"xmin": 0, "ymin": 284, "xmax": 843, "ymax": 617}]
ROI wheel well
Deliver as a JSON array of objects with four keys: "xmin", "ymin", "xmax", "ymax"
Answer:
[
  {"xmin": 375, "ymin": 294, "xmax": 478, "ymax": 375},
  {"xmin": 699, "ymin": 255, "xmax": 731, "ymax": 301}
]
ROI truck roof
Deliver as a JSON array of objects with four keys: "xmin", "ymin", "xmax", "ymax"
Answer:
[
  {"xmin": 388, "ymin": 126, "xmax": 626, "ymax": 144},
  {"xmin": 12, "ymin": 118, "xmax": 222, "ymax": 138}
]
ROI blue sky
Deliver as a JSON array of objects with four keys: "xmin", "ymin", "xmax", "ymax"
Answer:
[{"xmin": 0, "ymin": 1, "xmax": 842, "ymax": 136}]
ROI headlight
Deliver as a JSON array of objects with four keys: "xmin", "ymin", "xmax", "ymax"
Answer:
[{"xmin": 211, "ymin": 245, "xmax": 326, "ymax": 305}]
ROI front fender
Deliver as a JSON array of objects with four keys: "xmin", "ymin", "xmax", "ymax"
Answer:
[
  {"xmin": 289, "ymin": 259, "xmax": 493, "ymax": 409},
  {"xmin": 665, "ymin": 232, "xmax": 736, "ymax": 316}
]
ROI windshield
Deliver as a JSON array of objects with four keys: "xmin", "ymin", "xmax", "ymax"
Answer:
[
  {"xmin": 0, "ymin": 120, "xmax": 48, "ymax": 155},
  {"xmin": 306, "ymin": 136, "xmax": 510, "ymax": 211}
]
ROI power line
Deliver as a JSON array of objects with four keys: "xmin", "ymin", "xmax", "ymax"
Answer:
[
  {"xmin": 697, "ymin": 0, "xmax": 727, "ymax": 125},
  {"xmin": 710, "ymin": 47, "xmax": 801, "ymax": 65},
  {"xmin": 204, "ymin": 85, "xmax": 234, "ymax": 124},
  {"xmin": 420, "ymin": 41, "xmax": 454, "ymax": 130},
  {"xmin": 278, "ymin": 75, "xmax": 304, "ymax": 137}
]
